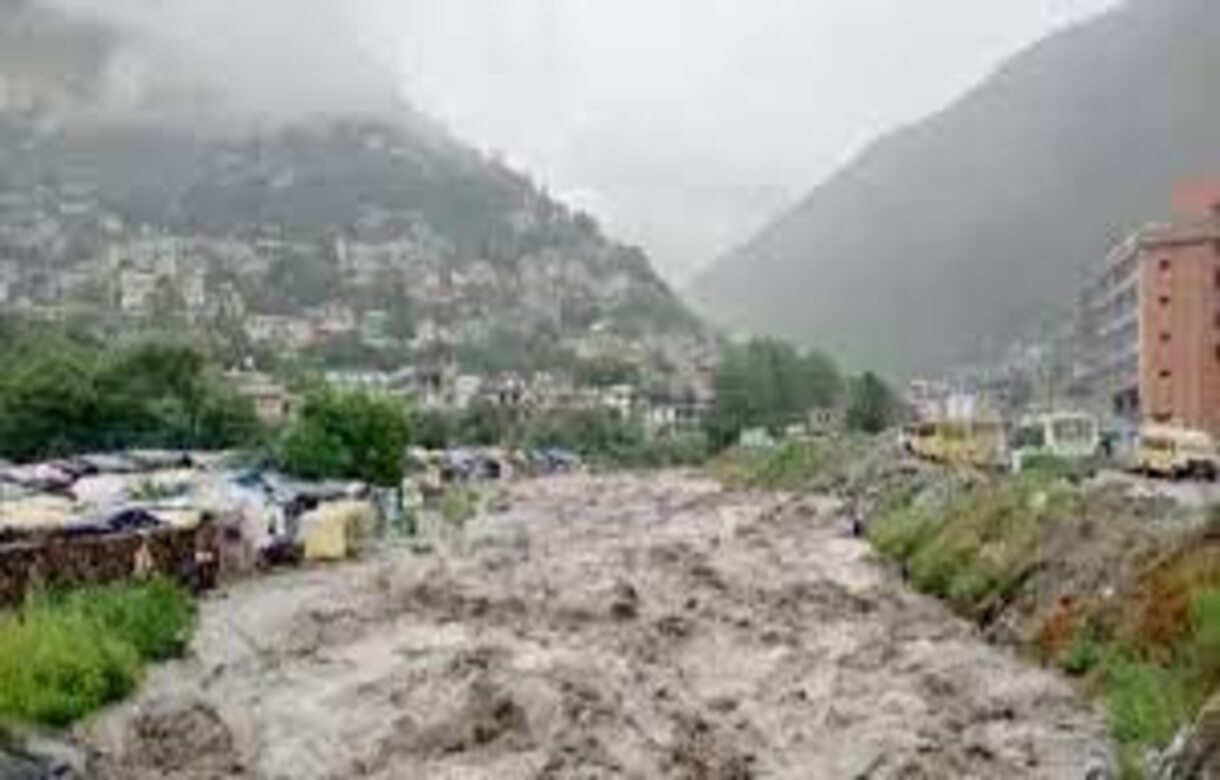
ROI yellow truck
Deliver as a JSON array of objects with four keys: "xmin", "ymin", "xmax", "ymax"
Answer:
[
  {"xmin": 1134, "ymin": 424, "xmax": 1219, "ymax": 481},
  {"xmin": 904, "ymin": 418, "xmax": 1007, "ymax": 470}
]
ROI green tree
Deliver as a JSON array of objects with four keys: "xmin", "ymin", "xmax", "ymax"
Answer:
[
  {"xmin": 799, "ymin": 350, "xmax": 843, "ymax": 410},
  {"xmin": 458, "ymin": 402, "xmax": 517, "ymax": 446},
  {"xmin": 414, "ymin": 409, "xmax": 456, "ymax": 450},
  {"xmin": 276, "ymin": 389, "xmax": 411, "ymax": 486},
  {"xmin": 0, "ymin": 327, "xmax": 260, "ymax": 461},
  {"xmin": 846, "ymin": 372, "xmax": 898, "ymax": 434},
  {"xmin": 705, "ymin": 339, "xmax": 843, "ymax": 447},
  {"xmin": 95, "ymin": 339, "xmax": 260, "ymax": 450},
  {"xmin": 0, "ymin": 336, "xmax": 101, "ymax": 460}
]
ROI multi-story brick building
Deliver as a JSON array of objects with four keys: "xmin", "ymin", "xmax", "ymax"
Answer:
[{"xmin": 1084, "ymin": 183, "xmax": 1220, "ymax": 433}]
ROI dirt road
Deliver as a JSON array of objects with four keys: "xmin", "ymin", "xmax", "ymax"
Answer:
[{"xmin": 80, "ymin": 474, "xmax": 1113, "ymax": 779}]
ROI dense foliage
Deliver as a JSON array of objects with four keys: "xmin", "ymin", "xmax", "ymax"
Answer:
[
  {"xmin": 845, "ymin": 371, "xmax": 900, "ymax": 434},
  {"xmin": 0, "ymin": 579, "xmax": 195, "ymax": 727},
  {"xmin": 275, "ymin": 388, "xmax": 411, "ymax": 487},
  {"xmin": 706, "ymin": 339, "xmax": 842, "ymax": 447},
  {"xmin": 0, "ymin": 324, "xmax": 260, "ymax": 462}
]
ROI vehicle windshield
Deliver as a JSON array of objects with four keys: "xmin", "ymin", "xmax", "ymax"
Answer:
[
  {"xmin": 1142, "ymin": 437, "xmax": 1174, "ymax": 452},
  {"xmin": 1013, "ymin": 425, "xmax": 1046, "ymax": 449},
  {"xmin": 1052, "ymin": 418, "xmax": 1094, "ymax": 445}
]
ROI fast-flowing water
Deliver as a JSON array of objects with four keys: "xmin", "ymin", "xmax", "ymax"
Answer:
[{"xmin": 82, "ymin": 474, "xmax": 1112, "ymax": 779}]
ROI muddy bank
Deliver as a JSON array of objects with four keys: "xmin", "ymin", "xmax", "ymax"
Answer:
[{"xmin": 79, "ymin": 474, "xmax": 1112, "ymax": 778}]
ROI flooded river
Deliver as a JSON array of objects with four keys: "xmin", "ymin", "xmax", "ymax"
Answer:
[{"xmin": 82, "ymin": 474, "xmax": 1112, "ymax": 779}]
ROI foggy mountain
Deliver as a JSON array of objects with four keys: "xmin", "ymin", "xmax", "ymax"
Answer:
[
  {"xmin": 691, "ymin": 0, "xmax": 1220, "ymax": 378},
  {"xmin": 0, "ymin": 0, "xmax": 702, "ymax": 376}
]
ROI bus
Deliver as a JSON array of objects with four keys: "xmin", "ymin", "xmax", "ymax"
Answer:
[{"xmin": 1009, "ymin": 412, "xmax": 1100, "ymax": 474}]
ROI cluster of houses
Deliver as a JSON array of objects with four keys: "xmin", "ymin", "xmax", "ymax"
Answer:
[
  {"xmin": 0, "ymin": 184, "xmax": 712, "ymax": 395},
  {"xmin": 233, "ymin": 361, "xmax": 716, "ymax": 438},
  {"xmin": 368, "ymin": 366, "xmax": 711, "ymax": 433},
  {"xmin": 0, "ymin": 450, "xmax": 390, "ymax": 606}
]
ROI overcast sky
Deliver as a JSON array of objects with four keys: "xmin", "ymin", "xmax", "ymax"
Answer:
[
  {"xmin": 43, "ymin": 0, "xmax": 1123, "ymax": 282},
  {"xmin": 391, "ymin": 0, "xmax": 1122, "ymax": 282}
]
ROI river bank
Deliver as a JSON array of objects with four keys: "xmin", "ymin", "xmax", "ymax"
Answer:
[{"xmin": 717, "ymin": 435, "xmax": 1219, "ymax": 777}]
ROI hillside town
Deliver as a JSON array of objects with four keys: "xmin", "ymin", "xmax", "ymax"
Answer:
[{"xmin": 0, "ymin": 122, "xmax": 718, "ymax": 433}]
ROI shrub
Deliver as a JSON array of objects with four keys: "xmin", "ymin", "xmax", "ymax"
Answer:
[
  {"xmin": 440, "ymin": 487, "xmax": 479, "ymax": 526},
  {"xmin": 1061, "ymin": 622, "xmax": 1106, "ymax": 676},
  {"xmin": 1018, "ymin": 453, "xmax": 1098, "ymax": 484},
  {"xmin": 1101, "ymin": 652, "xmax": 1190, "ymax": 751},
  {"xmin": 0, "ymin": 580, "xmax": 195, "ymax": 727},
  {"xmin": 65, "ymin": 579, "xmax": 196, "ymax": 661},
  {"xmin": 1185, "ymin": 589, "xmax": 1220, "ymax": 698},
  {"xmin": 0, "ymin": 608, "xmax": 138, "ymax": 727},
  {"xmin": 276, "ymin": 388, "xmax": 411, "ymax": 487},
  {"xmin": 713, "ymin": 437, "xmax": 867, "ymax": 492}
]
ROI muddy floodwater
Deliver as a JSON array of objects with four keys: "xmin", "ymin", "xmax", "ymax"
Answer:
[{"xmin": 82, "ymin": 474, "xmax": 1113, "ymax": 779}]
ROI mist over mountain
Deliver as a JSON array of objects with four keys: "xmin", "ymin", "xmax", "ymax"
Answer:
[
  {"xmin": 0, "ymin": 0, "xmax": 410, "ymax": 125},
  {"xmin": 691, "ymin": 0, "xmax": 1220, "ymax": 377},
  {"xmin": 0, "ymin": 0, "xmax": 705, "ymax": 383}
]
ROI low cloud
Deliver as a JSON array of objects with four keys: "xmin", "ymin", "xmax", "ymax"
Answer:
[{"xmin": 35, "ymin": 0, "xmax": 410, "ymax": 122}]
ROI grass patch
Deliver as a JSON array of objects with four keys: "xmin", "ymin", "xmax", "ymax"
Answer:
[
  {"xmin": 1050, "ymin": 589, "xmax": 1220, "ymax": 772},
  {"xmin": 712, "ymin": 436, "xmax": 868, "ymax": 493},
  {"xmin": 870, "ymin": 476, "xmax": 1056, "ymax": 616},
  {"xmin": 1060, "ymin": 620, "xmax": 1106, "ymax": 676},
  {"xmin": 1182, "ymin": 588, "xmax": 1220, "ymax": 704},
  {"xmin": 1101, "ymin": 651, "xmax": 1190, "ymax": 753},
  {"xmin": 440, "ymin": 487, "xmax": 480, "ymax": 526},
  {"xmin": 0, "ymin": 579, "xmax": 195, "ymax": 727},
  {"xmin": 870, "ymin": 472, "xmax": 1220, "ymax": 766}
]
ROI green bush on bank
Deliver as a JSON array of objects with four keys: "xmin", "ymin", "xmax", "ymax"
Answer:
[
  {"xmin": 1061, "ymin": 588, "xmax": 1220, "ymax": 770},
  {"xmin": 713, "ymin": 436, "xmax": 872, "ymax": 493},
  {"xmin": 0, "ymin": 579, "xmax": 195, "ymax": 727},
  {"xmin": 869, "ymin": 474, "xmax": 1068, "ymax": 616},
  {"xmin": 869, "ymin": 467, "xmax": 1220, "ymax": 771}
]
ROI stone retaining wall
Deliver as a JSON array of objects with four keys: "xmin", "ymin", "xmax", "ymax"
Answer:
[{"xmin": 0, "ymin": 526, "xmax": 205, "ymax": 607}]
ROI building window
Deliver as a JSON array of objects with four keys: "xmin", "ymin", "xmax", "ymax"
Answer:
[
  {"xmin": 1161, "ymin": 332, "xmax": 1172, "ymax": 344},
  {"xmin": 1160, "ymin": 369, "xmax": 1172, "ymax": 380},
  {"xmin": 1160, "ymin": 295, "xmax": 1171, "ymax": 308}
]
